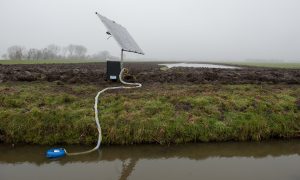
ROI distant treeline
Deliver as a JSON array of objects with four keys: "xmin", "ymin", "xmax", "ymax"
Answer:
[{"xmin": 1, "ymin": 44, "xmax": 114, "ymax": 60}]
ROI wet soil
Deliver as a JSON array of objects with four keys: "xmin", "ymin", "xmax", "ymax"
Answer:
[{"xmin": 0, "ymin": 62, "xmax": 299, "ymax": 84}]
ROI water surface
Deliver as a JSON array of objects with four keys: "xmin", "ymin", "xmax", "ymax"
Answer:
[
  {"xmin": 159, "ymin": 63, "xmax": 240, "ymax": 69},
  {"xmin": 0, "ymin": 140, "xmax": 299, "ymax": 180}
]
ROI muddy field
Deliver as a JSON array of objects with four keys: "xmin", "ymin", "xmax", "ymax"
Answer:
[{"xmin": 0, "ymin": 62, "xmax": 299, "ymax": 84}]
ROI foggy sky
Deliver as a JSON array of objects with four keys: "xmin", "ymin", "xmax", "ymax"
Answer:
[{"xmin": 0, "ymin": 0, "xmax": 300, "ymax": 61}]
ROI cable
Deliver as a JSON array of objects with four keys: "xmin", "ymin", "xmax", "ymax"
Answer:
[{"xmin": 63, "ymin": 68, "xmax": 141, "ymax": 156}]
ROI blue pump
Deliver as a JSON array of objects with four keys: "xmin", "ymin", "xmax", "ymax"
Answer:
[{"xmin": 46, "ymin": 148, "xmax": 66, "ymax": 158}]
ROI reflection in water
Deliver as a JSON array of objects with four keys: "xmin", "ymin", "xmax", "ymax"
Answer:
[
  {"xmin": 120, "ymin": 159, "xmax": 138, "ymax": 180},
  {"xmin": 0, "ymin": 140, "xmax": 300, "ymax": 180}
]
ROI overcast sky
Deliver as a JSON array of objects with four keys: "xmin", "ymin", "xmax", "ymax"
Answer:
[{"xmin": 0, "ymin": 0, "xmax": 299, "ymax": 61}]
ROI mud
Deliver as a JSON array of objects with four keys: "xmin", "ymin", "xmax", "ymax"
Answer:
[{"xmin": 0, "ymin": 62, "xmax": 299, "ymax": 84}]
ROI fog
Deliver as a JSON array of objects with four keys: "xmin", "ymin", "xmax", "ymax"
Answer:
[{"xmin": 0, "ymin": 0, "xmax": 299, "ymax": 62}]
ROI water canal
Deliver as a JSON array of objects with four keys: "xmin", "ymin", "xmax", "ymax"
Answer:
[{"xmin": 0, "ymin": 140, "xmax": 299, "ymax": 180}]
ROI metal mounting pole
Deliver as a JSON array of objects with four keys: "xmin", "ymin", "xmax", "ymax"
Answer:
[{"xmin": 120, "ymin": 49, "xmax": 124, "ymax": 70}]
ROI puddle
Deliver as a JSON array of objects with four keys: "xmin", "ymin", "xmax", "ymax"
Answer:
[{"xmin": 159, "ymin": 63, "xmax": 240, "ymax": 69}]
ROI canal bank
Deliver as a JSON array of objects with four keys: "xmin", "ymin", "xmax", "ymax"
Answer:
[{"xmin": 0, "ymin": 82, "xmax": 299, "ymax": 145}]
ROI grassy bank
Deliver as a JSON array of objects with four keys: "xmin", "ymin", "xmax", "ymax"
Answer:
[
  {"xmin": 0, "ymin": 82, "xmax": 299, "ymax": 145},
  {"xmin": 0, "ymin": 59, "xmax": 103, "ymax": 64},
  {"xmin": 2, "ymin": 59, "xmax": 300, "ymax": 69},
  {"xmin": 225, "ymin": 62, "xmax": 300, "ymax": 69}
]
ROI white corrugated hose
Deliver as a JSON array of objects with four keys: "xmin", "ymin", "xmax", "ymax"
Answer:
[{"xmin": 64, "ymin": 68, "xmax": 141, "ymax": 156}]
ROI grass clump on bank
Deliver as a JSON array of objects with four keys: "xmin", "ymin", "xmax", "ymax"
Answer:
[{"xmin": 0, "ymin": 82, "xmax": 299, "ymax": 145}]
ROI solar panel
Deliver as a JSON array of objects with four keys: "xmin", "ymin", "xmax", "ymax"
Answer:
[{"xmin": 96, "ymin": 12, "xmax": 144, "ymax": 55}]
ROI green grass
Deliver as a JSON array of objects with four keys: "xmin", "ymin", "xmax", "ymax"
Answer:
[
  {"xmin": 0, "ymin": 82, "xmax": 299, "ymax": 145},
  {"xmin": 0, "ymin": 59, "xmax": 104, "ymax": 64},
  {"xmin": 225, "ymin": 62, "xmax": 300, "ymax": 69},
  {"xmin": 1, "ymin": 59, "xmax": 300, "ymax": 69}
]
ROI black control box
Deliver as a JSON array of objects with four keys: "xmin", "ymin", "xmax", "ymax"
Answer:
[{"xmin": 106, "ymin": 61, "xmax": 121, "ymax": 81}]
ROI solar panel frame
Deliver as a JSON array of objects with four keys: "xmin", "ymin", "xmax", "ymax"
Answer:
[{"xmin": 96, "ymin": 13, "xmax": 145, "ymax": 55}]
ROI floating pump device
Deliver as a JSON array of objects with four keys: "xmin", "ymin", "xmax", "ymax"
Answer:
[{"xmin": 46, "ymin": 12, "xmax": 144, "ymax": 158}]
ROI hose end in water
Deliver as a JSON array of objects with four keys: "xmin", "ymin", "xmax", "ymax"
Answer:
[{"xmin": 46, "ymin": 148, "xmax": 66, "ymax": 158}]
